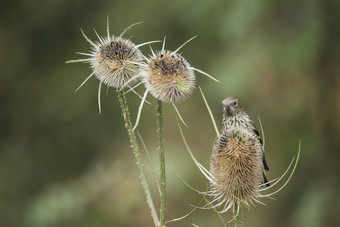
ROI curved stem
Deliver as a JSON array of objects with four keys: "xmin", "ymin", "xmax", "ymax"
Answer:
[
  {"xmin": 117, "ymin": 90, "xmax": 159, "ymax": 226},
  {"xmin": 157, "ymin": 100, "xmax": 167, "ymax": 226}
]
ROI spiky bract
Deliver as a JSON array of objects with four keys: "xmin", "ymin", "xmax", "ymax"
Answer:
[
  {"xmin": 91, "ymin": 36, "xmax": 143, "ymax": 88},
  {"xmin": 210, "ymin": 127, "xmax": 263, "ymax": 211},
  {"xmin": 142, "ymin": 51, "xmax": 195, "ymax": 103}
]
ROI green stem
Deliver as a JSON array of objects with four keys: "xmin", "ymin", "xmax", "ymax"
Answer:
[
  {"xmin": 117, "ymin": 90, "xmax": 159, "ymax": 227},
  {"xmin": 233, "ymin": 205, "xmax": 243, "ymax": 227},
  {"xmin": 157, "ymin": 100, "xmax": 166, "ymax": 226}
]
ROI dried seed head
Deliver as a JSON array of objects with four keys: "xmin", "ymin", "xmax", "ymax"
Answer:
[
  {"xmin": 142, "ymin": 50, "xmax": 195, "ymax": 103},
  {"xmin": 210, "ymin": 127, "xmax": 263, "ymax": 209},
  {"xmin": 66, "ymin": 20, "xmax": 147, "ymax": 92},
  {"xmin": 90, "ymin": 35, "xmax": 143, "ymax": 88},
  {"xmin": 66, "ymin": 20, "xmax": 158, "ymax": 113}
]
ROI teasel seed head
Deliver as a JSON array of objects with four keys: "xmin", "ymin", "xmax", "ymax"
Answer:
[
  {"xmin": 66, "ymin": 19, "xmax": 160, "ymax": 113},
  {"xmin": 91, "ymin": 36, "xmax": 143, "ymax": 88},
  {"xmin": 67, "ymin": 21, "xmax": 144, "ymax": 89},
  {"xmin": 132, "ymin": 37, "xmax": 219, "ymax": 130},
  {"xmin": 140, "ymin": 36, "xmax": 196, "ymax": 103},
  {"xmin": 140, "ymin": 36, "xmax": 219, "ymax": 103},
  {"xmin": 210, "ymin": 127, "xmax": 263, "ymax": 211},
  {"xmin": 142, "ymin": 50, "xmax": 195, "ymax": 103}
]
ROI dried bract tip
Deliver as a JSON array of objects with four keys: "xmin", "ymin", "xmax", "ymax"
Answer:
[{"xmin": 142, "ymin": 50, "xmax": 195, "ymax": 103}]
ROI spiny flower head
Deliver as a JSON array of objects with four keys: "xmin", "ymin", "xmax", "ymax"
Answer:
[
  {"xmin": 142, "ymin": 49, "xmax": 195, "ymax": 103},
  {"xmin": 140, "ymin": 36, "xmax": 219, "ymax": 104},
  {"xmin": 130, "ymin": 37, "xmax": 219, "ymax": 130},
  {"xmin": 66, "ymin": 20, "xmax": 159, "ymax": 113},
  {"xmin": 210, "ymin": 127, "xmax": 264, "ymax": 212},
  {"xmin": 90, "ymin": 35, "xmax": 143, "ymax": 88},
  {"xmin": 67, "ymin": 21, "xmax": 145, "ymax": 89}
]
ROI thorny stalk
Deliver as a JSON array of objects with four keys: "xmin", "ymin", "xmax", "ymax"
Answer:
[
  {"xmin": 117, "ymin": 90, "xmax": 159, "ymax": 226},
  {"xmin": 233, "ymin": 205, "xmax": 242, "ymax": 227},
  {"xmin": 157, "ymin": 100, "xmax": 167, "ymax": 226}
]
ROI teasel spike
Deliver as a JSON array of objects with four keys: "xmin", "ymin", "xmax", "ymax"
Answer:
[
  {"xmin": 75, "ymin": 72, "xmax": 95, "ymax": 92},
  {"xmin": 127, "ymin": 85, "xmax": 152, "ymax": 105},
  {"xmin": 136, "ymin": 40, "xmax": 162, "ymax": 48},
  {"xmin": 172, "ymin": 103, "xmax": 188, "ymax": 127},
  {"xmin": 161, "ymin": 36, "xmax": 166, "ymax": 54},
  {"xmin": 173, "ymin": 36, "xmax": 197, "ymax": 54},
  {"xmin": 93, "ymin": 28, "xmax": 104, "ymax": 44},
  {"xmin": 106, "ymin": 15, "xmax": 110, "ymax": 39},
  {"xmin": 119, "ymin": 22, "xmax": 143, "ymax": 37},
  {"xmin": 133, "ymin": 88, "xmax": 149, "ymax": 131},
  {"xmin": 98, "ymin": 81, "xmax": 102, "ymax": 114},
  {"xmin": 80, "ymin": 29, "xmax": 98, "ymax": 48}
]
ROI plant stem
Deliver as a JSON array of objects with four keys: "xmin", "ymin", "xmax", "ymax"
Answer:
[
  {"xmin": 157, "ymin": 100, "xmax": 166, "ymax": 227},
  {"xmin": 233, "ymin": 205, "xmax": 243, "ymax": 227},
  {"xmin": 117, "ymin": 90, "xmax": 159, "ymax": 227}
]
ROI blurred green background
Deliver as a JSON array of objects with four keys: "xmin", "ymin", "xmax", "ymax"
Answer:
[{"xmin": 1, "ymin": 0, "xmax": 340, "ymax": 226}]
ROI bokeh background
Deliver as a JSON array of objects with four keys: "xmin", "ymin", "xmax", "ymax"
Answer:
[{"xmin": 1, "ymin": 0, "xmax": 340, "ymax": 226}]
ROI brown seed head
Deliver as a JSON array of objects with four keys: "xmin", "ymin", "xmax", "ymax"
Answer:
[
  {"xmin": 210, "ymin": 127, "xmax": 263, "ymax": 208},
  {"xmin": 91, "ymin": 37, "xmax": 143, "ymax": 88},
  {"xmin": 142, "ymin": 50, "xmax": 195, "ymax": 103}
]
